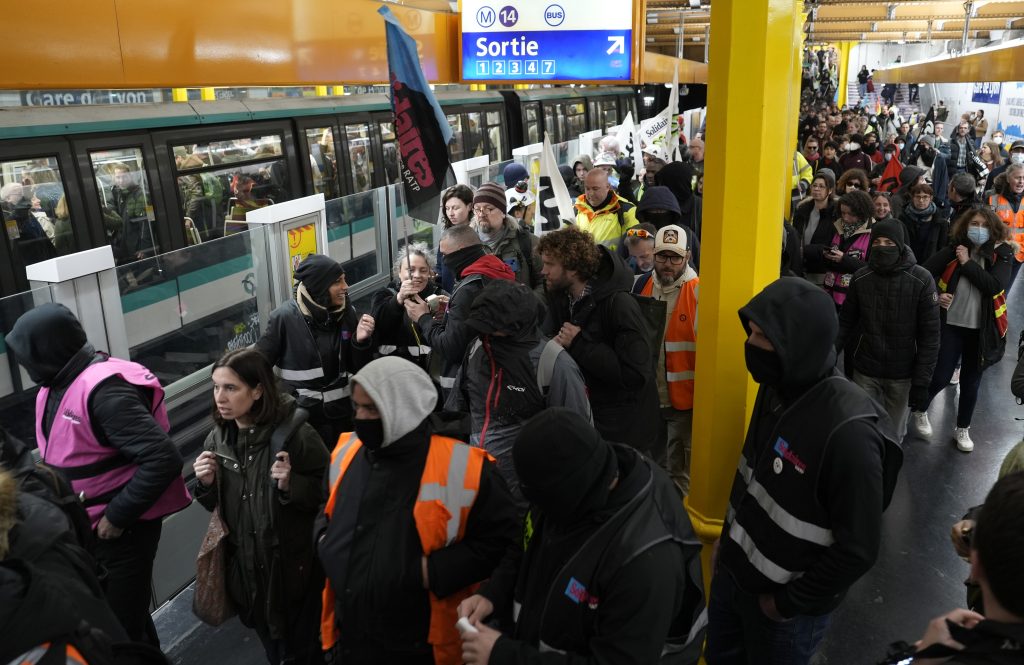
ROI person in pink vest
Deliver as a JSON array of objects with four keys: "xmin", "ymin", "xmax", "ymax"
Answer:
[{"xmin": 6, "ymin": 303, "xmax": 191, "ymax": 647}]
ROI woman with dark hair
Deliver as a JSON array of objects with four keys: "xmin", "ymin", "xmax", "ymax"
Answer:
[
  {"xmin": 912, "ymin": 208, "xmax": 1014, "ymax": 452},
  {"xmin": 812, "ymin": 189, "xmax": 875, "ymax": 309},
  {"xmin": 793, "ymin": 170, "xmax": 838, "ymax": 286},
  {"xmin": 836, "ymin": 167, "xmax": 870, "ymax": 195},
  {"xmin": 193, "ymin": 347, "xmax": 328, "ymax": 664},
  {"xmin": 899, "ymin": 182, "xmax": 948, "ymax": 265},
  {"xmin": 437, "ymin": 184, "xmax": 475, "ymax": 291}
]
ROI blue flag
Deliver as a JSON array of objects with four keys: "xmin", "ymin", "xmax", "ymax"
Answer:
[{"xmin": 379, "ymin": 6, "xmax": 454, "ymax": 222}]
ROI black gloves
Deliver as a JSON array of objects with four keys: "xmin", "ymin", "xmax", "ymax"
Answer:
[{"xmin": 615, "ymin": 158, "xmax": 635, "ymax": 182}]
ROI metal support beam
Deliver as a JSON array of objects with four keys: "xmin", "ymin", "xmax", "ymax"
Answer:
[{"xmin": 962, "ymin": 1, "xmax": 974, "ymax": 51}]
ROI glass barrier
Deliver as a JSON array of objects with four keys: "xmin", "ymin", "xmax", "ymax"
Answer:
[
  {"xmin": 115, "ymin": 225, "xmax": 273, "ymax": 388},
  {"xmin": 325, "ymin": 189, "xmax": 383, "ymax": 287},
  {"xmin": 388, "ymin": 184, "xmax": 437, "ymax": 276},
  {"xmin": 0, "ymin": 286, "xmax": 54, "ymax": 442}
]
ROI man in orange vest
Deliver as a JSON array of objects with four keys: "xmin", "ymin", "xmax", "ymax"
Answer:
[
  {"xmin": 315, "ymin": 356, "xmax": 518, "ymax": 665},
  {"xmin": 631, "ymin": 224, "xmax": 698, "ymax": 494}
]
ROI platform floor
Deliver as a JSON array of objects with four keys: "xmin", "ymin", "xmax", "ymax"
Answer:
[{"xmin": 156, "ymin": 292, "xmax": 1024, "ymax": 665}]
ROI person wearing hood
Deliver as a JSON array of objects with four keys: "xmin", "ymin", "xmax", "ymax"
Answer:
[
  {"xmin": 192, "ymin": 348, "xmax": 328, "ymax": 664},
  {"xmin": 793, "ymin": 170, "xmax": 839, "ymax": 286},
  {"xmin": 838, "ymin": 133, "xmax": 873, "ymax": 175},
  {"xmin": 446, "ymin": 280, "xmax": 591, "ymax": 505},
  {"xmin": 913, "ymin": 209, "xmax": 1013, "ymax": 453},
  {"xmin": 5, "ymin": 303, "xmax": 191, "ymax": 646},
  {"xmin": 630, "ymin": 225, "xmax": 700, "ymax": 495},
  {"xmin": 899, "ymin": 183, "xmax": 949, "ymax": 265},
  {"xmin": 471, "ymin": 182, "xmax": 542, "ymax": 292},
  {"xmin": 316, "ymin": 357, "xmax": 517, "ymax": 665},
  {"xmin": 706, "ymin": 278, "xmax": 900, "ymax": 665},
  {"xmin": 889, "ymin": 164, "xmax": 926, "ymax": 220},
  {"xmin": 570, "ymin": 154, "xmax": 592, "ymax": 198},
  {"xmin": 256, "ymin": 254, "xmax": 375, "ymax": 449},
  {"xmin": 457, "ymin": 408, "xmax": 708, "ymax": 665},
  {"xmin": 537, "ymin": 227, "xmax": 662, "ymax": 460},
  {"xmin": 371, "ymin": 242, "xmax": 447, "ymax": 373},
  {"xmin": 573, "ymin": 168, "xmax": 638, "ymax": 251},
  {"xmin": 654, "ymin": 161, "xmax": 704, "ymax": 240},
  {"xmin": 406, "ymin": 224, "xmax": 515, "ymax": 396},
  {"xmin": 617, "ymin": 185, "xmax": 701, "ymax": 273},
  {"xmin": 836, "ymin": 220, "xmax": 940, "ymax": 439}
]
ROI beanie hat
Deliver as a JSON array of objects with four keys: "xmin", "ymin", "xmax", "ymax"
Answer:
[
  {"xmin": 870, "ymin": 218, "xmax": 906, "ymax": 252},
  {"xmin": 503, "ymin": 162, "xmax": 529, "ymax": 188},
  {"xmin": 513, "ymin": 408, "xmax": 618, "ymax": 524},
  {"xmin": 473, "ymin": 182, "xmax": 506, "ymax": 212},
  {"xmin": 293, "ymin": 254, "xmax": 344, "ymax": 301},
  {"xmin": 815, "ymin": 168, "xmax": 836, "ymax": 192},
  {"xmin": 918, "ymin": 134, "xmax": 936, "ymax": 148}
]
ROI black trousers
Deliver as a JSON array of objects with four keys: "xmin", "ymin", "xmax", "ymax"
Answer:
[{"xmin": 93, "ymin": 517, "xmax": 163, "ymax": 646}]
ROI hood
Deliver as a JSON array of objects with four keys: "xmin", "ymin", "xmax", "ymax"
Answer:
[
  {"xmin": 351, "ymin": 357, "xmax": 437, "ymax": 448},
  {"xmin": 572, "ymin": 155, "xmax": 593, "ymax": 172},
  {"xmin": 654, "ymin": 162, "xmax": 696, "ymax": 208},
  {"xmin": 739, "ymin": 278, "xmax": 837, "ymax": 389},
  {"xmin": 590, "ymin": 245, "xmax": 635, "ymax": 301},
  {"xmin": 637, "ymin": 185, "xmax": 682, "ymax": 215},
  {"xmin": 0, "ymin": 469, "xmax": 14, "ymax": 559},
  {"xmin": 466, "ymin": 279, "xmax": 541, "ymax": 341},
  {"xmin": 463, "ymin": 254, "xmax": 516, "ymax": 281},
  {"xmin": 6, "ymin": 303, "xmax": 90, "ymax": 386},
  {"xmin": 557, "ymin": 165, "xmax": 575, "ymax": 187}
]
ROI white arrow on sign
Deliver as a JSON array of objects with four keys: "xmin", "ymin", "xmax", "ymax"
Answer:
[{"xmin": 606, "ymin": 36, "xmax": 625, "ymax": 55}]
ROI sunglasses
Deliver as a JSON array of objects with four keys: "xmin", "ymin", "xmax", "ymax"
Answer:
[{"xmin": 626, "ymin": 228, "xmax": 654, "ymax": 239}]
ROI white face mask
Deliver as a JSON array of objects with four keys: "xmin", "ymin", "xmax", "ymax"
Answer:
[
  {"xmin": 849, "ymin": 142, "xmax": 861, "ymax": 151},
  {"xmin": 1012, "ymin": 153, "xmax": 1024, "ymax": 165},
  {"xmin": 994, "ymin": 136, "xmax": 1004, "ymax": 145},
  {"xmin": 897, "ymin": 143, "xmax": 905, "ymax": 151},
  {"xmin": 884, "ymin": 153, "xmax": 893, "ymax": 162}
]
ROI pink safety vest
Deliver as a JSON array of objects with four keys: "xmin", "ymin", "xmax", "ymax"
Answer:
[
  {"xmin": 35, "ymin": 358, "xmax": 191, "ymax": 527},
  {"xmin": 823, "ymin": 230, "xmax": 872, "ymax": 307}
]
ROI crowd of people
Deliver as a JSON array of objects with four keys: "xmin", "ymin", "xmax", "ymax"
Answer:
[{"xmin": 2, "ymin": 103, "xmax": 1024, "ymax": 665}]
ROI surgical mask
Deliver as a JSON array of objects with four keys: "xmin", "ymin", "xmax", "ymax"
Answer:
[
  {"xmin": 354, "ymin": 418, "xmax": 386, "ymax": 452},
  {"xmin": 896, "ymin": 143, "xmax": 905, "ymax": 151},
  {"xmin": 994, "ymin": 136, "xmax": 1003, "ymax": 145},
  {"xmin": 884, "ymin": 153, "xmax": 893, "ymax": 162},
  {"xmin": 1011, "ymin": 153, "xmax": 1024, "ymax": 165},
  {"xmin": 841, "ymin": 143, "xmax": 850, "ymax": 151},
  {"xmin": 744, "ymin": 343, "xmax": 784, "ymax": 386},
  {"xmin": 868, "ymin": 246, "xmax": 901, "ymax": 271},
  {"xmin": 967, "ymin": 227, "xmax": 990, "ymax": 247},
  {"xmin": 849, "ymin": 142, "xmax": 861, "ymax": 151}
]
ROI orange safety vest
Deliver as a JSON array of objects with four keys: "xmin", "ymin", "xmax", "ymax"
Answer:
[
  {"xmin": 640, "ymin": 276, "xmax": 698, "ymax": 410},
  {"xmin": 320, "ymin": 432, "xmax": 487, "ymax": 665},
  {"xmin": 989, "ymin": 193, "xmax": 1024, "ymax": 262}
]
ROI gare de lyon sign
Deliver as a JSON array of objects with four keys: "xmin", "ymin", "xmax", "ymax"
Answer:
[{"xmin": 460, "ymin": 0, "xmax": 635, "ymax": 83}]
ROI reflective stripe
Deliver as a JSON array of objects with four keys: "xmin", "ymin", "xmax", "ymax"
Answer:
[
  {"xmin": 408, "ymin": 345, "xmax": 432, "ymax": 357},
  {"xmin": 439, "ymin": 376, "xmax": 456, "ymax": 389},
  {"xmin": 418, "ymin": 443, "xmax": 477, "ymax": 545},
  {"xmin": 539, "ymin": 641, "xmax": 567, "ymax": 655},
  {"xmin": 328, "ymin": 433, "xmax": 359, "ymax": 486},
  {"xmin": 747, "ymin": 479, "xmax": 835, "ymax": 546},
  {"xmin": 665, "ymin": 341, "xmax": 697, "ymax": 352},
  {"xmin": 727, "ymin": 520, "xmax": 801, "ymax": 584},
  {"xmin": 737, "ymin": 454, "xmax": 754, "ymax": 485},
  {"xmin": 378, "ymin": 345, "xmax": 398, "ymax": 355},
  {"xmin": 278, "ymin": 367, "xmax": 325, "ymax": 381},
  {"xmin": 666, "ymin": 370, "xmax": 695, "ymax": 381},
  {"xmin": 297, "ymin": 385, "xmax": 351, "ymax": 402}
]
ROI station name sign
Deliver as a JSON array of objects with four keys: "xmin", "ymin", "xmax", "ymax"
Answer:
[{"xmin": 460, "ymin": 1, "xmax": 634, "ymax": 82}]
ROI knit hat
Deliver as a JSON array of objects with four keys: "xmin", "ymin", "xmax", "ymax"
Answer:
[
  {"xmin": 513, "ymin": 408, "xmax": 618, "ymax": 524},
  {"xmin": 473, "ymin": 182, "xmax": 506, "ymax": 212},
  {"xmin": 870, "ymin": 218, "xmax": 906, "ymax": 252},
  {"xmin": 293, "ymin": 254, "xmax": 344, "ymax": 300},
  {"xmin": 655, "ymin": 224, "xmax": 688, "ymax": 255},
  {"xmin": 503, "ymin": 162, "xmax": 529, "ymax": 188},
  {"xmin": 918, "ymin": 134, "xmax": 936, "ymax": 148},
  {"xmin": 815, "ymin": 168, "xmax": 836, "ymax": 192}
]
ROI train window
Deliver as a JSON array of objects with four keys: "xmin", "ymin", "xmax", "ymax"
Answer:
[
  {"xmin": 466, "ymin": 112, "xmax": 485, "ymax": 159},
  {"xmin": 543, "ymin": 105, "xmax": 557, "ymax": 143},
  {"xmin": 486, "ymin": 111, "xmax": 504, "ymax": 161},
  {"xmin": 1, "ymin": 156, "xmax": 67, "ymax": 278},
  {"xmin": 379, "ymin": 122, "xmax": 402, "ymax": 186},
  {"xmin": 304, "ymin": 127, "xmax": 341, "ymax": 200},
  {"xmin": 344, "ymin": 123, "xmax": 375, "ymax": 193},
  {"xmin": 447, "ymin": 114, "xmax": 465, "ymax": 162},
  {"xmin": 172, "ymin": 137, "xmax": 293, "ymax": 241},
  {"xmin": 524, "ymin": 103, "xmax": 540, "ymax": 145},
  {"xmin": 566, "ymin": 102, "xmax": 586, "ymax": 138},
  {"xmin": 89, "ymin": 148, "xmax": 161, "ymax": 262},
  {"xmin": 601, "ymin": 100, "xmax": 619, "ymax": 130}
]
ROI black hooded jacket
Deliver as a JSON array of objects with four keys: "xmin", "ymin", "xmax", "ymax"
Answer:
[
  {"xmin": 369, "ymin": 278, "xmax": 446, "ymax": 371},
  {"xmin": 5, "ymin": 304, "xmax": 184, "ymax": 528},
  {"xmin": 542, "ymin": 247, "xmax": 661, "ymax": 455},
  {"xmin": 616, "ymin": 185, "xmax": 701, "ymax": 271},
  {"xmin": 654, "ymin": 162, "xmax": 703, "ymax": 239}
]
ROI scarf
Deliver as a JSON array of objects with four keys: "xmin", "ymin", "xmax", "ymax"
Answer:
[
  {"xmin": 839, "ymin": 220, "xmax": 861, "ymax": 239},
  {"xmin": 296, "ymin": 282, "xmax": 345, "ymax": 328},
  {"xmin": 903, "ymin": 201, "xmax": 937, "ymax": 224}
]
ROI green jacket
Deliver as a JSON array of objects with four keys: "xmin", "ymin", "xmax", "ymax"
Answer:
[{"xmin": 194, "ymin": 395, "xmax": 328, "ymax": 638}]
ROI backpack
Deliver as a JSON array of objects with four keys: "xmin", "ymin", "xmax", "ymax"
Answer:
[{"xmin": 465, "ymin": 338, "xmax": 565, "ymax": 399}]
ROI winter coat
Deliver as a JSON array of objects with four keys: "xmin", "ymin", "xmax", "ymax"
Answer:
[
  {"xmin": 485, "ymin": 217, "xmax": 543, "ymax": 292},
  {"xmin": 194, "ymin": 395, "xmax": 328, "ymax": 638},
  {"xmin": 370, "ymin": 279, "xmax": 446, "ymax": 371},
  {"xmin": 792, "ymin": 198, "xmax": 839, "ymax": 274},
  {"xmin": 837, "ymin": 251, "xmax": 940, "ymax": 386},
  {"xmin": 899, "ymin": 205, "xmax": 950, "ymax": 266}
]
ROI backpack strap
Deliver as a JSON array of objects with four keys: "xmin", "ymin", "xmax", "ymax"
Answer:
[
  {"xmin": 270, "ymin": 407, "xmax": 309, "ymax": 458},
  {"xmin": 536, "ymin": 339, "xmax": 564, "ymax": 395},
  {"xmin": 631, "ymin": 272, "xmax": 652, "ymax": 295}
]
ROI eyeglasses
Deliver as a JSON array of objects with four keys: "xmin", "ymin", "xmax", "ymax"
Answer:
[
  {"xmin": 626, "ymin": 228, "xmax": 654, "ymax": 239},
  {"xmin": 473, "ymin": 206, "xmax": 500, "ymax": 217},
  {"xmin": 913, "ymin": 194, "xmax": 933, "ymax": 200},
  {"xmin": 654, "ymin": 252, "xmax": 685, "ymax": 265},
  {"xmin": 849, "ymin": 182, "xmax": 863, "ymax": 189}
]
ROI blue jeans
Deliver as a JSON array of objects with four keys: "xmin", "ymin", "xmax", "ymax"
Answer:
[{"xmin": 705, "ymin": 568, "xmax": 831, "ymax": 665}]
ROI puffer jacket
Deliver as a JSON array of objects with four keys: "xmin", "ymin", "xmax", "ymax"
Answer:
[
  {"xmin": 837, "ymin": 250, "xmax": 941, "ymax": 386},
  {"xmin": 194, "ymin": 395, "xmax": 328, "ymax": 639}
]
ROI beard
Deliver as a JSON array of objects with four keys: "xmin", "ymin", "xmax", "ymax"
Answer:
[{"xmin": 656, "ymin": 266, "xmax": 685, "ymax": 286}]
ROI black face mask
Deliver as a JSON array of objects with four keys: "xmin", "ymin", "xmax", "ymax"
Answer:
[
  {"xmin": 868, "ymin": 246, "xmax": 901, "ymax": 271},
  {"xmin": 643, "ymin": 211, "xmax": 677, "ymax": 230},
  {"xmin": 744, "ymin": 342, "xmax": 784, "ymax": 386},
  {"xmin": 864, "ymin": 144, "xmax": 878, "ymax": 155},
  {"xmin": 443, "ymin": 245, "xmax": 485, "ymax": 280},
  {"xmin": 354, "ymin": 418, "xmax": 386, "ymax": 452}
]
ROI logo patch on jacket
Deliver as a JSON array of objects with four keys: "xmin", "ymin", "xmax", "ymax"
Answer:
[
  {"xmin": 61, "ymin": 408, "xmax": 82, "ymax": 425},
  {"xmin": 773, "ymin": 437, "xmax": 806, "ymax": 474},
  {"xmin": 564, "ymin": 577, "xmax": 599, "ymax": 608}
]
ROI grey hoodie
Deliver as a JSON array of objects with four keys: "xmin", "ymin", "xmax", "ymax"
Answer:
[{"xmin": 350, "ymin": 357, "xmax": 437, "ymax": 447}]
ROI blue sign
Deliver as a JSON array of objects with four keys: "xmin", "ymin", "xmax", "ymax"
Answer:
[{"xmin": 972, "ymin": 83, "xmax": 1001, "ymax": 105}]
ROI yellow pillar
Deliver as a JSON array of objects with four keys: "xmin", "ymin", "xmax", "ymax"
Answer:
[
  {"xmin": 784, "ymin": 13, "xmax": 809, "ymax": 221},
  {"xmin": 200, "ymin": 87, "xmax": 217, "ymax": 101},
  {"xmin": 171, "ymin": 88, "xmax": 190, "ymax": 103},
  {"xmin": 687, "ymin": 0, "xmax": 803, "ymax": 591},
  {"xmin": 836, "ymin": 41, "xmax": 853, "ymax": 108}
]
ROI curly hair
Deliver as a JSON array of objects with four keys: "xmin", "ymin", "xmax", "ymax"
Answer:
[
  {"xmin": 836, "ymin": 168, "xmax": 869, "ymax": 194},
  {"xmin": 837, "ymin": 189, "xmax": 874, "ymax": 223},
  {"xmin": 537, "ymin": 226, "xmax": 601, "ymax": 280},
  {"xmin": 950, "ymin": 206, "xmax": 1009, "ymax": 245}
]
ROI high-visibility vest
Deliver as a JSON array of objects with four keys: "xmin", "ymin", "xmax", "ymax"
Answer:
[
  {"xmin": 320, "ymin": 433, "xmax": 487, "ymax": 665},
  {"xmin": 989, "ymin": 193, "xmax": 1024, "ymax": 262},
  {"xmin": 640, "ymin": 276, "xmax": 698, "ymax": 410}
]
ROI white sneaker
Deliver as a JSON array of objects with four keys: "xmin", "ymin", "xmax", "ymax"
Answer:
[
  {"xmin": 954, "ymin": 427, "xmax": 974, "ymax": 452},
  {"xmin": 950, "ymin": 367, "xmax": 960, "ymax": 385},
  {"xmin": 911, "ymin": 411, "xmax": 932, "ymax": 438}
]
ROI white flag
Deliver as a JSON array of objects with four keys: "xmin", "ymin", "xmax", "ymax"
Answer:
[
  {"xmin": 639, "ymin": 110, "xmax": 671, "ymax": 162},
  {"xmin": 668, "ymin": 62, "xmax": 681, "ymax": 161},
  {"xmin": 613, "ymin": 112, "xmax": 644, "ymax": 172},
  {"xmin": 540, "ymin": 131, "xmax": 576, "ymax": 232}
]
